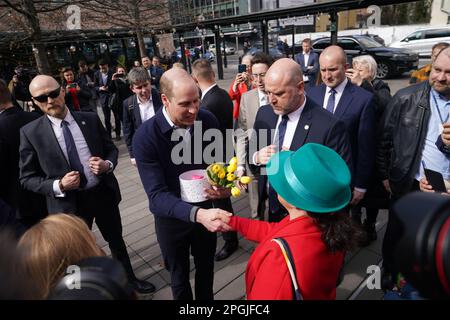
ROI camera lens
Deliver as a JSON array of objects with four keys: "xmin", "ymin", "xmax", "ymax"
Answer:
[{"xmin": 392, "ymin": 192, "xmax": 450, "ymax": 299}]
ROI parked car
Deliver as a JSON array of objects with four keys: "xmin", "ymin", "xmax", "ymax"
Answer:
[
  {"xmin": 389, "ymin": 27, "xmax": 450, "ymax": 57},
  {"xmin": 365, "ymin": 34, "xmax": 386, "ymax": 46},
  {"xmin": 244, "ymin": 44, "xmax": 286, "ymax": 60},
  {"xmin": 175, "ymin": 47, "xmax": 215, "ymax": 62},
  {"xmin": 209, "ymin": 43, "xmax": 236, "ymax": 55},
  {"xmin": 312, "ymin": 35, "xmax": 419, "ymax": 79}
]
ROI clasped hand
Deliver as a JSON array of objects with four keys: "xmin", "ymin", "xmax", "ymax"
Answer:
[{"xmin": 196, "ymin": 208, "xmax": 233, "ymax": 232}]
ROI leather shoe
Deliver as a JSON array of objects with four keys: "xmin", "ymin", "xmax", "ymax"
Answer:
[
  {"xmin": 129, "ymin": 278, "xmax": 155, "ymax": 294},
  {"xmin": 214, "ymin": 242, "xmax": 238, "ymax": 261}
]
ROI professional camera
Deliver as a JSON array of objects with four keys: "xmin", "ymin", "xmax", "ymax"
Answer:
[
  {"xmin": 390, "ymin": 192, "xmax": 450, "ymax": 299},
  {"xmin": 49, "ymin": 257, "xmax": 136, "ymax": 300}
]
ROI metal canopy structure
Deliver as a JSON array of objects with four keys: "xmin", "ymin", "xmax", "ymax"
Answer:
[{"xmin": 170, "ymin": 0, "xmax": 420, "ymax": 79}]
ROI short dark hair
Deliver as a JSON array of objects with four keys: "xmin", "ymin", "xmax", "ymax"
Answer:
[
  {"xmin": 78, "ymin": 60, "xmax": 87, "ymax": 68},
  {"xmin": 250, "ymin": 52, "xmax": 273, "ymax": 68},
  {"xmin": 60, "ymin": 66, "xmax": 73, "ymax": 73},
  {"xmin": 98, "ymin": 59, "xmax": 108, "ymax": 66},
  {"xmin": 192, "ymin": 59, "xmax": 214, "ymax": 81},
  {"xmin": 302, "ymin": 38, "xmax": 312, "ymax": 45},
  {"xmin": 0, "ymin": 79, "xmax": 12, "ymax": 105}
]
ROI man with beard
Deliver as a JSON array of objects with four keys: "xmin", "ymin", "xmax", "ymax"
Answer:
[{"xmin": 377, "ymin": 46, "xmax": 450, "ymax": 287}]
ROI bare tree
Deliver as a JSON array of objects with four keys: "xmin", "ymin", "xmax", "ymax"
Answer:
[
  {"xmin": 82, "ymin": 0, "xmax": 171, "ymax": 59},
  {"xmin": 1, "ymin": 0, "xmax": 85, "ymax": 74}
]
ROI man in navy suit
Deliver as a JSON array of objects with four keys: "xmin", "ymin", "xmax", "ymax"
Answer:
[
  {"xmin": 294, "ymin": 38, "xmax": 319, "ymax": 88},
  {"xmin": 307, "ymin": 45, "xmax": 376, "ymax": 210},
  {"xmin": 249, "ymin": 58, "xmax": 352, "ymax": 222},
  {"xmin": 133, "ymin": 68, "xmax": 232, "ymax": 300},
  {"xmin": 122, "ymin": 67, "xmax": 163, "ymax": 166},
  {"xmin": 94, "ymin": 59, "xmax": 116, "ymax": 138}
]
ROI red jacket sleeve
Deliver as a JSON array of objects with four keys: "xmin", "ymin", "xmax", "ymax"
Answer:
[{"xmin": 229, "ymin": 216, "xmax": 277, "ymax": 243}]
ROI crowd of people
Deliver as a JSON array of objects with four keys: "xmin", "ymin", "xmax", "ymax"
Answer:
[{"xmin": 1, "ymin": 38, "xmax": 450, "ymax": 301}]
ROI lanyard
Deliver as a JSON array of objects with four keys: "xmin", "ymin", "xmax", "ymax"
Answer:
[{"xmin": 431, "ymin": 90, "xmax": 449, "ymax": 125}]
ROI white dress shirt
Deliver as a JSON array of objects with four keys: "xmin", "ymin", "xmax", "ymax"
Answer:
[
  {"xmin": 303, "ymin": 51, "xmax": 310, "ymax": 82},
  {"xmin": 258, "ymin": 90, "xmax": 268, "ymax": 107},
  {"xmin": 101, "ymin": 72, "xmax": 108, "ymax": 86},
  {"xmin": 138, "ymin": 95, "xmax": 155, "ymax": 123},
  {"xmin": 322, "ymin": 78, "xmax": 348, "ymax": 113},
  {"xmin": 48, "ymin": 111, "xmax": 99, "ymax": 196}
]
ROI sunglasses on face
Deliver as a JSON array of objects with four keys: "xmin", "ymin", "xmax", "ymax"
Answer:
[{"xmin": 32, "ymin": 87, "xmax": 61, "ymax": 103}]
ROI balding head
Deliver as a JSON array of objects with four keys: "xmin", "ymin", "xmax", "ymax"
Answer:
[
  {"xmin": 29, "ymin": 75, "xmax": 67, "ymax": 118},
  {"xmin": 264, "ymin": 58, "xmax": 305, "ymax": 115},
  {"xmin": 430, "ymin": 47, "xmax": 450, "ymax": 99},
  {"xmin": 319, "ymin": 45, "xmax": 348, "ymax": 88},
  {"xmin": 160, "ymin": 68, "xmax": 200, "ymax": 128}
]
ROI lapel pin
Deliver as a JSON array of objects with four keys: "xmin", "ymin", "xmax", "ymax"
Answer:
[
  {"xmin": 81, "ymin": 121, "xmax": 86, "ymax": 125},
  {"xmin": 304, "ymin": 125, "xmax": 310, "ymax": 130}
]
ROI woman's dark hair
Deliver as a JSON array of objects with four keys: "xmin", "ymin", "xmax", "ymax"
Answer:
[{"xmin": 308, "ymin": 210, "xmax": 364, "ymax": 253}]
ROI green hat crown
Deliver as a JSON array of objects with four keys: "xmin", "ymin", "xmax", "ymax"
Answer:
[{"xmin": 266, "ymin": 143, "xmax": 351, "ymax": 213}]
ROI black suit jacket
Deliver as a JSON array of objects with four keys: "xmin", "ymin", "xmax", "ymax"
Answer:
[
  {"xmin": 122, "ymin": 90, "xmax": 163, "ymax": 158},
  {"xmin": 94, "ymin": 70, "xmax": 114, "ymax": 107},
  {"xmin": 307, "ymin": 82, "xmax": 376, "ymax": 189},
  {"xmin": 249, "ymin": 98, "xmax": 353, "ymax": 212},
  {"xmin": 19, "ymin": 111, "xmax": 121, "ymax": 214},
  {"xmin": 200, "ymin": 85, "xmax": 234, "ymax": 160},
  {"xmin": 0, "ymin": 107, "xmax": 46, "ymax": 220}
]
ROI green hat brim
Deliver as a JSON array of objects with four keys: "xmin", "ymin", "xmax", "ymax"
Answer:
[{"xmin": 267, "ymin": 151, "xmax": 351, "ymax": 213}]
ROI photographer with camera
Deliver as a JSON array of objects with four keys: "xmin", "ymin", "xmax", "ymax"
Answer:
[
  {"xmin": 61, "ymin": 66, "xmax": 92, "ymax": 112},
  {"xmin": 10, "ymin": 67, "xmax": 36, "ymax": 112},
  {"xmin": 109, "ymin": 66, "xmax": 133, "ymax": 141}
]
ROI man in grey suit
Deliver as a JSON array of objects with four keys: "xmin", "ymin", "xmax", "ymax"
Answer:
[
  {"xmin": 294, "ymin": 38, "xmax": 319, "ymax": 88},
  {"xmin": 235, "ymin": 53, "xmax": 273, "ymax": 219}
]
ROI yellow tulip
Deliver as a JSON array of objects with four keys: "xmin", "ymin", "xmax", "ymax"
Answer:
[
  {"xmin": 231, "ymin": 187, "xmax": 241, "ymax": 197},
  {"xmin": 212, "ymin": 164, "xmax": 221, "ymax": 174},
  {"xmin": 218, "ymin": 170, "xmax": 226, "ymax": 179},
  {"xmin": 227, "ymin": 173, "xmax": 235, "ymax": 181},
  {"xmin": 240, "ymin": 176, "xmax": 252, "ymax": 184},
  {"xmin": 229, "ymin": 157, "xmax": 238, "ymax": 166},
  {"xmin": 227, "ymin": 163, "xmax": 237, "ymax": 173}
]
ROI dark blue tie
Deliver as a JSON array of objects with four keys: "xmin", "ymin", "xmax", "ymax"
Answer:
[
  {"xmin": 268, "ymin": 114, "xmax": 290, "ymax": 222},
  {"xmin": 326, "ymin": 88, "xmax": 336, "ymax": 114},
  {"xmin": 61, "ymin": 120, "xmax": 87, "ymax": 188},
  {"xmin": 276, "ymin": 114, "xmax": 289, "ymax": 151}
]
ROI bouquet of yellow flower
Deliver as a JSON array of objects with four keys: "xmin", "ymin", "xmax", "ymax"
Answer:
[{"xmin": 206, "ymin": 157, "xmax": 252, "ymax": 197}]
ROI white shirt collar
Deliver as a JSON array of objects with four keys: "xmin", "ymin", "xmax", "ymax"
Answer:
[
  {"xmin": 162, "ymin": 106, "xmax": 176, "ymax": 128},
  {"xmin": 137, "ymin": 94, "xmax": 152, "ymax": 105},
  {"xmin": 327, "ymin": 78, "xmax": 348, "ymax": 95},
  {"xmin": 201, "ymin": 83, "xmax": 217, "ymax": 100},
  {"xmin": 258, "ymin": 89, "xmax": 268, "ymax": 105}
]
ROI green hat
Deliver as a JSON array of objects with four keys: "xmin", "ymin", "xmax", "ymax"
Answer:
[{"xmin": 266, "ymin": 143, "xmax": 351, "ymax": 213}]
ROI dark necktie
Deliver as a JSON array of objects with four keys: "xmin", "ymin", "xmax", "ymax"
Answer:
[
  {"xmin": 268, "ymin": 114, "xmax": 290, "ymax": 222},
  {"xmin": 61, "ymin": 120, "xmax": 87, "ymax": 188},
  {"xmin": 276, "ymin": 114, "xmax": 289, "ymax": 151},
  {"xmin": 326, "ymin": 88, "xmax": 337, "ymax": 114}
]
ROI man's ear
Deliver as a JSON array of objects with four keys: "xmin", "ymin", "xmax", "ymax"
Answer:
[{"xmin": 161, "ymin": 93, "xmax": 169, "ymax": 106}]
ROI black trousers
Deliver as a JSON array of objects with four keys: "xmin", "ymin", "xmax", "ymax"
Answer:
[
  {"xmin": 76, "ymin": 184, "xmax": 136, "ymax": 280},
  {"xmin": 382, "ymin": 180, "xmax": 420, "ymax": 278},
  {"xmin": 155, "ymin": 215, "xmax": 216, "ymax": 300},
  {"xmin": 101, "ymin": 103, "xmax": 121, "ymax": 137}
]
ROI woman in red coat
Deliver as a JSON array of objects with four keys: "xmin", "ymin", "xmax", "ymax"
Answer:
[{"xmin": 227, "ymin": 143, "xmax": 362, "ymax": 300}]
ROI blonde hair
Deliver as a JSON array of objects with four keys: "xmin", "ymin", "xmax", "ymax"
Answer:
[{"xmin": 18, "ymin": 214, "xmax": 104, "ymax": 299}]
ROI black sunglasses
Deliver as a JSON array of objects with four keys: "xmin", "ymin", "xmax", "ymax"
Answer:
[{"xmin": 32, "ymin": 87, "xmax": 61, "ymax": 103}]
